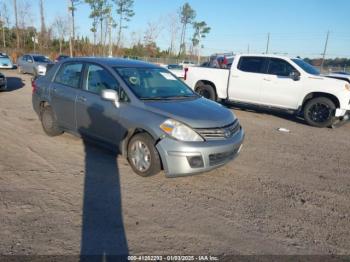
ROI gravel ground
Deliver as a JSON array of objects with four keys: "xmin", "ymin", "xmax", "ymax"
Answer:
[{"xmin": 0, "ymin": 70, "xmax": 349, "ymax": 256}]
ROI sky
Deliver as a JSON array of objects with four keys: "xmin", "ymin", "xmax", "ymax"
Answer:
[{"xmin": 5, "ymin": 0, "xmax": 350, "ymax": 58}]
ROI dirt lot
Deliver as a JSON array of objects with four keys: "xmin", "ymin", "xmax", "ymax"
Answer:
[{"xmin": 0, "ymin": 69, "xmax": 350, "ymax": 256}]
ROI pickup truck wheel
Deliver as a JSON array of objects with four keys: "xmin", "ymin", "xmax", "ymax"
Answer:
[
  {"xmin": 41, "ymin": 106, "xmax": 63, "ymax": 136},
  {"xmin": 303, "ymin": 97, "xmax": 336, "ymax": 128},
  {"xmin": 196, "ymin": 84, "xmax": 216, "ymax": 101},
  {"xmin": 128, "ymin": 133, "xmax": 161, "ymax": 177}
]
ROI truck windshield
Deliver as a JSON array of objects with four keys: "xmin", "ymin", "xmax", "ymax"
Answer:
[
  {"xmin": 115, "ymin": 67, "xmax": 197, "ymax": 100},
  {"xmin": 292, "ymin": 59, "xmax": 320, "ymax": 76}
]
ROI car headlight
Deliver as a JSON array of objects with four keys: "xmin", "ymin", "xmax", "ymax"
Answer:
[
  {"xmin": 37, "ymin": 65, "xmax": 46, "ymax": 71},
  {"xmin": 345, "ymin": 83, "xmax": 350, "ymax": 91},
  {"xmin": 160, "ymin": 119, "xmax": 204, "ymax": 142}
]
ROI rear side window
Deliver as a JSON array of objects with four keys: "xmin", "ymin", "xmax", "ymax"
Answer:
[
  {"xmin": 55, "ymin": 63, "xmax": 83, "ymax": 88},
  {"xmin": 238, "ymin": 57, "xmax": 266, "ymax": 73},
  {"xmin": 267, "ymin": 58, "xmax": 295, "ymax": 76}
]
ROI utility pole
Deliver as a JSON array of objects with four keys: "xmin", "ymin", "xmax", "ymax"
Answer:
[
  {"xmin": 320, "ymin": 31, "xmax": 330, "ymax": 73},
  {"xmin": 265, "ymin": 33, "xmax": 270, "ymax": 54}
]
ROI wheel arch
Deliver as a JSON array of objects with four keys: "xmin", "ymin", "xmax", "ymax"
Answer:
[
  {"xmin": 301, "ymin": 92, "xmax": 340, "ymax": 110},
  {"xmin": 121, "ymin": 128, "xmax": 160, "ymax": 157},
  {"xmin": 194, "ymin": 80, "xmax": 217, "ymax": 93},
  {"xmin": 121, "ymin": 128, "xmax": 164, "ymax": 171}
]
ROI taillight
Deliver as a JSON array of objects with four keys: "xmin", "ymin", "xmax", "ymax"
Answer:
[
  {"xmin": 184, "ymin": 68, "xmax": 189, "ymax": 80},
  {"xmin": 32, "ymin": 80, "xmax": 37, "ymax": 93}
]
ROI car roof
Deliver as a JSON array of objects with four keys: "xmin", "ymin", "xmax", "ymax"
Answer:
[
  {"xmin": 25, "ymin": 54, "xmax": 47, "ymax": 56},
  {"xmin": 236, "ymin": 53, "xmax": 299, "ymax": 60},
  {"xmin": 61, "ymin": 57, "xmax": 160, "ymax": 68}
]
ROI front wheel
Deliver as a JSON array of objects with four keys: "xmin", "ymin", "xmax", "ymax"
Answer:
[
  {"xmin": 196, "ymin": 84, "xmax": 216, "ymax": 101},
  {"xmin": 127, "ymin": 133, "xmax": 161, "ymax": 177},
  {"xmin": 303, "ymin": 97, "xmax": 336, "ymax": 128}
]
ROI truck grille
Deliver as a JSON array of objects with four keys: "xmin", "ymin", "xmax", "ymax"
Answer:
[{"xmin": 195, "ymin": 120, "xmax": 240, "ymax": 140}]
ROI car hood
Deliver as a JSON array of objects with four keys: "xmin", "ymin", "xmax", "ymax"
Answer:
[
  {"xmin": 0, "ymin": 58, "xmax": 12, "ymax": 65},
  {"xmin": 142, "ymin": 97, "xmax": 235, "ymax": 128}
]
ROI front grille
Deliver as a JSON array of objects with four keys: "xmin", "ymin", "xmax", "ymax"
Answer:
[
  {"xmin": 195, "ymin": 120, "xmax": 240, "ymax": 140},
  {"xmin": 209, "ymin": 148, "xmax": 238, "ymax": 166}
]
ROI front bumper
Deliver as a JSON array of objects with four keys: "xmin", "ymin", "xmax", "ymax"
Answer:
[
  {"xmin": 156, "ymin": 128, "xmax": 245, "ymax": 177},
  {"xmin": 0, "ymin": 65, "xmax": 13, "ymax": 69}
]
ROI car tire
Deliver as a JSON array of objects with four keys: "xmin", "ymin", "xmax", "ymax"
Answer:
[
  {"xmin": 196, "ymin": 84, "xmax": 217, "ymax": 101},
  {"xmin": 41, "ymin": 105, "xmax": 63, "ymax": 136},
  {"xmin": 303, "ymin": 97, "xmax": 336, "ymax": 128},
  {"xmin": 127, "ymin": 133, "xmax": 161, "ymax": 177}
]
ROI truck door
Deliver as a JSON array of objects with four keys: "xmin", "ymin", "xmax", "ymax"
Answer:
[
  {"xmin": 260, "ymin": 58, "xmax": 301, "ymax": 109},
  {"xmin": 228, "ymin": 56, "xmax": 267, "ymax": 104}
]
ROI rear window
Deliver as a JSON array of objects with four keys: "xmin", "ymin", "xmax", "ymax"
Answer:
[
  {"xmin": 238, "ymin": 57, "xmax": 266, "ymax": 73},
  {"xmin": 0, "ymin": 53, "xmax": 9, "ymax": 58}
]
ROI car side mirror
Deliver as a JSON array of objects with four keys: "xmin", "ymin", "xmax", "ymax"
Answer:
[
  {"xmin": 27, "ymin": 59, "xmax": 33, "ymax": 63},
  {"xmin": 290, "ymin": 70, "xmax": 300, "ymax": 81},
  {"xmin": 102, "ymin": 89, "xmax": 120, "ymax": 107}
]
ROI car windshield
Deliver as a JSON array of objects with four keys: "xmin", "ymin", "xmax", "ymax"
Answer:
[
  {"xmin": 292, "ymin": 59, "xmax": 320, "ymax": 75},
  {"xmin": 33, "ymin": 55, "xmax": 51, "ymax": 63},
  {"xmin": 0, "ymin": 54, "xmax": 9, "ymax": 59},
  {"xmin": 167, "ymin": 64, "xmax": 183, "ymax": 70},
  {"xmin": 115, "ymin": 67, "xmax": 197, "ymax": 100}
]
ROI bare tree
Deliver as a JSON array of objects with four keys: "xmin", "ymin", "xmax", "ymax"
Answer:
[
  {"xmin": 166, "ymin": 12, "xmax": 180, "ymax": 56},
  {"xmin": 13, "ymin": 0, "xmax": 20, "ymax": 48},
  {"xmin": 17, "ymin": 0, "xmax": 33, "ymax": 47},
  {"xmin": 53, "ymin": 16, "xmax": 69, "ymax": 54},
  {"xmin": 0, "ymin": 1, "xmax": 10, "ymax": 48},
  {"xmin": 143, "ymin": 19, "xmax": 163, "ymax": 57}
]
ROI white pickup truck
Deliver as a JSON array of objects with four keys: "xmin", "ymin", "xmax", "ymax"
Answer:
[{"xmin": 184, "ymin": 54, "xmax": 350, "ymax": 127}]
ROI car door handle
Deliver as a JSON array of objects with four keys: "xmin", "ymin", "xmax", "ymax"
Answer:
[
  {"xmin": 78, "ymin": 96, "xmax": 87, "ymax": 102},
  {"xmin": 263, "ymin": 78, "xmax": 272, "ymax": 81}
]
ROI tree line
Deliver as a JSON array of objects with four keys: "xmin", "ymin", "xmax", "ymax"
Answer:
[{"xmin": 0, "ymin": 0, "xmax": 210, "ymax": 62}]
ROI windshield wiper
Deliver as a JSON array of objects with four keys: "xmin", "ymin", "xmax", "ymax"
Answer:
[{"xmin": 141, "ymin": 95, "xmax": 196, "ymax": 101}]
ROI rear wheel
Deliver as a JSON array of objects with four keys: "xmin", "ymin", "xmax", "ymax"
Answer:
[
  {"xmin": 196, "ymin": 84, "xmax": 216, "ymax": 101},
  {"xmin": 303, "ymin": 97, "xmax": 336, "ymax": 128},
  {"xmin": 41, "ymin": 105, "xmax": 63, "ymax": 136},
  {"xmin": 127, "ymin": 133, "xmax": 161, "ymax": 177}
]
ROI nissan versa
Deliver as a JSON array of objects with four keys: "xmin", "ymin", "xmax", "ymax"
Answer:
[{"xmin": 32, "ymin": 58, "xmax": 244, "ymax": 177}]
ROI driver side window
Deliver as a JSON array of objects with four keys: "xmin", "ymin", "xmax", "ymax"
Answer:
[
  {"xmin": 85, "ymin": 64, "xmax": 119, "ymax": 94},
  {"xmin": 267, "ymin": 58, "xmax": 296, "ymax": 77}
]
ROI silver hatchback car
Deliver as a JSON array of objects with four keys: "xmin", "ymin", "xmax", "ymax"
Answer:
[
  {"xmin": 32, "ymin": 58, "xmax": 244, "ymax": 177},
  {"xmin": 18, "ymin": 54, "xmax": 53, "ymax": 76}
]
